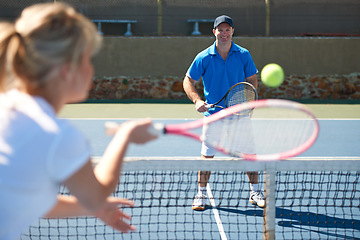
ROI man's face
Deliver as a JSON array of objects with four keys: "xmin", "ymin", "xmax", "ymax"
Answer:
[{"xmin": 213, "ymin": 23, "xmax": 234, "ymax": 44}]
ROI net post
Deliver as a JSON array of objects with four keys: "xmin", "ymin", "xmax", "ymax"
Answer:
[{"xmin": 263, "ymin": 163, "xmax": 276, "ymax": 240}]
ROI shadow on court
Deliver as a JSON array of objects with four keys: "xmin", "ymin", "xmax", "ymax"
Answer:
[{"xmin": 214, "ymin": 206, "xmax": 360, "ymax": 238}]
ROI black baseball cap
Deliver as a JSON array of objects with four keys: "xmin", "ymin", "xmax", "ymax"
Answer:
[{"xmin": 213, "ymin": 15, "xmax": 233, "ymax": 29}]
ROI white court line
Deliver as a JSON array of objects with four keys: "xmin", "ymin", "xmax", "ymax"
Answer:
[
  {"xmin": 289, "ymin": 156, "xmax": 360, "ymax": 160},
  {"xmin": 62, "ymin": 118, "xmax": 200, "ymax": 120},
  {"xmin": 64, "ymin": 118, "xmax": 360, "ymax": 120},
  {"xmin": 207, "ymin": 184, "xmax": 227, "ymax": 240}
]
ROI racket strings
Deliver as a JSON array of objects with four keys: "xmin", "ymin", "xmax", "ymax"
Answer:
[
  {"xmin": 204, "ymin": 115, "xmax": 257, "ymax": 156},
  {"xmin": 226, "ymin": 84, "xmax": 257, "ymax": 116},
  {"xmin": 226, "ymin": 84, "xmax": 256, "ymax": 107},
  {"xmin": 202, "ymin": 106, "xmax": 318, "ymax": 158}
]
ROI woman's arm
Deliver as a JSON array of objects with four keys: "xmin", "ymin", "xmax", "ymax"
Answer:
[
  {"xmin": 63, "ymin": 119, "xmax": 156, "ymax": 212},
  {"xmin": 45, "ymin": 195, "xmax": 136, "ymax": 233}
]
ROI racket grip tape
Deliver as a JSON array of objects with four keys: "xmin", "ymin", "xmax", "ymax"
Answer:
[
  {"xmin": 148, "ymin": 123, "xmax": 165, "ymax": 136},
  {"xmin": 105, "ymin": 121, "xmax": 119, "ymax": 135}
]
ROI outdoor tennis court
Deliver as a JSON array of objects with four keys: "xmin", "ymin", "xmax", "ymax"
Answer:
[
  {"xmin": 1, "ymin": 1, "xmax": 359, "ymax": 239},
  {"xmin": 21, "ymin": 103, "xmax": 360, "ymax": 239}
]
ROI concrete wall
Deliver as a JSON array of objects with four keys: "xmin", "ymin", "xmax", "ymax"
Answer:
[
  {"xmin": 1, "ymin": 1, "xmax": 358, "ymax": 101},
  {"xmin": 94, "ymin": 37, "xmax": 360, "ymax": 76},
  {"xmin": 90, "ymin": 37, "xmax": 360, "ymax": 101}
]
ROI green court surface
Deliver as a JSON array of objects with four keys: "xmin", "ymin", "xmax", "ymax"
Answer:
[{"xmin": 59, "ymin": 103, "xmax": 360, "ymax": 119}]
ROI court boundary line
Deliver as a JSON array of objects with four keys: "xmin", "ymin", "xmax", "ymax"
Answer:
[
  {"xmin": 65, "ymin": 118, "xmax": 360, "ymax": 120},
  {"xmin": 63, "ymin": 118, "xmax": 201, "ymax": 120},
  {"xmin": 207, "ymin": 184, "xmax": 227, "ymax": 240}
]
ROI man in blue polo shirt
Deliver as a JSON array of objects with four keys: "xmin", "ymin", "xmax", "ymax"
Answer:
[{"xmin": 183, "ymin": 15, "xmax": 265, "ymax": 210}]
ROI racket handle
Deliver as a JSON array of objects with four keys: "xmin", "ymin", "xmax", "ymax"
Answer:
[
  {"xmin": 105, "ymin": 121, "xmax": 165, "ymax": 136},
  {"xmin": 105, "ymin": 121, "xmax": 119, "ymax": 135},
  {"xmin": 148, "ymin": 123, "xmax": 165, "ymax": 136},
  {"xmin": 205, "ymin": 104, "xmax": 213, "ymax": 108}
]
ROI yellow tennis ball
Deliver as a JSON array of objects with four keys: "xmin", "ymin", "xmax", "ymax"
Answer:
[{"xmin": 261, "ymin": 63, "xmax": 284, "ymax": 88}]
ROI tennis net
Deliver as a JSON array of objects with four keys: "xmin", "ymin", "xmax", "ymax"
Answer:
[{"xmin": 21, "ymin": 157, "xmax": 360, "ymax": 240}]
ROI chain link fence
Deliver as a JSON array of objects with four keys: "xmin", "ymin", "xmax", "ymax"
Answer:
[{"xmin": 0, "ymin": 0, "xmax": 359, "ymax": 36}]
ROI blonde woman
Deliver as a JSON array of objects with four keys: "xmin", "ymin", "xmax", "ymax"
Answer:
[{"xmin": 0, "ymin": 3, "xmax": 156, "ymax": 239}]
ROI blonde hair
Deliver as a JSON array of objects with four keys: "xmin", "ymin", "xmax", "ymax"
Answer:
[{"xmin": 0, "ymin": 2, "xmax": 102, "ymax": 92}]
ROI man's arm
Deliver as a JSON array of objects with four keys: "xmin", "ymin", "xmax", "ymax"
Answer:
[
  {"xmin": 246, "ymin": 74, "xmax": 258, "ymax": 89},
  {"xmin": 183, "ymin": 76, "xmax": 208, "ymax": 113}
]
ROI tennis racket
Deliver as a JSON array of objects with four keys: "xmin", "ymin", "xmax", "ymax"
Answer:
[
  {"xmin": 206, "ymin": 81, "xmax": 258, "ymax": 115},
  {"xmin": 105, "ymin": 99, "xmax": 319, "ymax": 161}
]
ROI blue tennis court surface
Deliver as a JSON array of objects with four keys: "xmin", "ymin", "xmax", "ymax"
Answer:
[
  {"xmin": 71, "ymin": 118, "xmax": 359, "ymax": 239},
  {"xmin": 70, "ymin": 119, "xmax": 360, "ymax": 158},
  {"xmin": 21, "ymin": 118, "xmax": 360, "ymax": 239}
]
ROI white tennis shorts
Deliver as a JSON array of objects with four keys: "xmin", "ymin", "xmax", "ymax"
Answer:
[{"xmin": 201, "ymin": 115, "xmax": 256, "ymax": 157}]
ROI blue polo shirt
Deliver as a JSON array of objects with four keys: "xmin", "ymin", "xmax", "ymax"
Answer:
[{"xmin": 186, "ymin": 41, "xmax": 258, "ymax": 116}]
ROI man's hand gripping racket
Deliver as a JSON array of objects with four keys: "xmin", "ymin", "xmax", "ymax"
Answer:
[{"xmin": 106, "ymin": 99, "xmax": 319, "ymax": 161}]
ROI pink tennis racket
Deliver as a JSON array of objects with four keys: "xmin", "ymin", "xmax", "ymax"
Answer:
[{"xmin": 106, "ymin": 99, "xmax": 319, "ymax": 161}]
